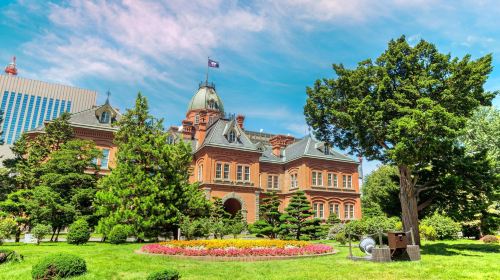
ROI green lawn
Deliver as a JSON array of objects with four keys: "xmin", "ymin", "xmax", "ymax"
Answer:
[{"xmin": 1, "ymin": 239, "xmax": 498, "ymax": 280}]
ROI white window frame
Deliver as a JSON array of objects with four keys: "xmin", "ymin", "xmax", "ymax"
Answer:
[
  {"xmin": 223, "ymin": 163, "xmax": 230, "ymax": 180},
  {"xmin": 216, "ymin": 163, "xmax": 222, "ymax": 179},
  {"xmin": 228, "ymin": 130, "xmax": 236, "ymax": 143},
  {"xmin": 344, "ymin": 204, "xmax": 355, "ymax": 220},
  {"xmin": 237, "ymin": 165, "xmax": 243, "ymax": 181},
  {"xmin": 244, "ymin": 166, "xmax": 250, "ymax": 181}
]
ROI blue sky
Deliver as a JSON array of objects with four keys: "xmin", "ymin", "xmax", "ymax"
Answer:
[{"xmin": 1, "ymin": 0, "xmax": 499, "ymax": 177}]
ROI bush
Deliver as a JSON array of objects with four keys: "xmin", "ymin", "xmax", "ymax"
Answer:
[
  {"xmin": 327, "ymin": 223, "xmax": 345, "ymax": 240},
  {"xmin": 0, "ymin": 249, "xmax": 23, "ymax": 264},
  {"xmin": 147, "ymin": 269, "xmax": 180, "ymax": 280},
  {"xmin": 0, "ymin": 218, "xmax": 17, "ymax": 245},
  {"xmin": 32, "ymin": 224, "xmax": 51, "ymax": 245},
  {"xmin": 419, "ymin": 224, "xmax": 437, "ymax": 241},
  {"xmin": 67, "ymin": 219, "xmax": 90, "ymax": 245},
  {"xmin": 345, "ymin": 216, "xmax": 400, "ymax": 239},
  {"xmin": 32, "ymin": 253, "xmax": 86, "ymax": 279},
  {"xmin": 334, "ymin": 232, "xmax": 347, "ymax": 245},
  {"xmin": 420, "ymin": 213, "xmax": 461, "ymax": 240},
  {"xmin": 108, "ymin": 225, "xmax": 129, "ymax": 244},
  {"xmin": 482, "ymin": 235, "xmax": 498, "ymax": 244}
]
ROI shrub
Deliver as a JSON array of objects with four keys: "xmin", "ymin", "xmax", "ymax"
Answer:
[
  {"xmin": 108, "ymin": 225, "xmax": 129, "ymax": 244},
  {"xmin": 32, "ymin": 224, "xmax": 51, "ymax": 245},
  {"xmin": 67, "ymin": 219, "xmax": 90, "ymax": 245},
  {"xmin": 419, "ymin": 225, "xmax": 437, "ymax": 241},
  {"xmin": 327, "ymin": 223, "xmax": 345, "ymax": 240},
  {"xmin": 147, "ymin": 269, "xmax": 180, "ymax": 280},
  {"xmin": 0, "ymin": 249, "xmax": 23, "ymax": 264},
  {"xmin": 420, "ymin": 213, "xmax": 461, "ymax": 240},
  {"xmin": 345, "ymin": 216, "xmax": 400, "ymax": 239},
  {"xmin": 32, "ymin": 253, "xmax": 86, "ymax": 279},
  {"xmin": 334, "ymin": 232, "xmax": 347, "ymax": 245},
  {"xmin": 0, "ymin": 218, "xmax": 17, "ymax": 245},
  {"xmin": 482, "ymin": 235, "xmax": 498, "ymax": 244}
]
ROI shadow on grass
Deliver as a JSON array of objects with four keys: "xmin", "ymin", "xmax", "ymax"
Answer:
[{"xmin": 422, "ymin": 242, "xmax": 499, "ymax": 256}]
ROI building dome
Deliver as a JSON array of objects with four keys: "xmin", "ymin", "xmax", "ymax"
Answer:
[{"xmin": 187, "ymin": 82, "xmax": 224, "ymax": 114}]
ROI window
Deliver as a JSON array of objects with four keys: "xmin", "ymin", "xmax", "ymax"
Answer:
[
  {"xmin": 37, "ymin": 97, "xmax": 47, "ymax": 126},
  {"xmin": 100, "ymin": 111, "xmax": 110, "ymax": 123},
  {"xmin": 59, "ymin": 100, "xmax": 66, "ymax": 115},
  {"xmin": 228, "ymin": 130, "xmax": 236, "ymax": 143},
  {"xmin": 30, "ymin": 96, "xmax": 41, "ymax": 129},
  {"xmin": 197, "ymin": 164, "xmax": 203, "ymax": 182},
  {"xmin": 208, "ymin": 100, "xmax": 218, "ymax": 110},
  {"xmin": 329, "ymin": 203, "xmax": 340, "ymax": 218},
  {"xmin": 15, "ymin": 94, "xmax": 29, "ymax": 142},
  {"xmin": 52, "ymin": 99, "xmax": 60, "ymax": 119},
  {"xmin": 101, "ymin": 149, "xmax": 110, "ymax": 169},
  {"xmin": 167, "ymin": 135, "xmax": 175, "ymax": 145},
  {"xmin": 91, "ymin": 157, "xmax": 98, "ymax": 166},
  {"xmin": 333, "ymin": 174, "xmax": 338, "ymax": 188},
  {"xmin": 312, "ymin": 171, "xmax": 323, "ymax": 186},
  {"xmin": 324, "ymin": 145, "xmax": 330, "ymax": 155},
  {"xmin": 216, "ymin": 163, "xmax": 222, "ymax": 179},
  {"xmin": 344, "ymin": 204, "xmax": 355, "ymax": 220},
  {"xmin": 313, "ymin": 203, "xmax": 324, "ymax": 219},
  {"xmin": 237, "ymin": 165, "xmax": 243, "ymax": 181},
  {"xmin": 327, "ymin": 173, "xmax": 332, "ymax": 187},
  {"xmin": 244, "ymin": 166, "xmax": 250, "ymax": 181},
  {"xmin": 66, "ymin": 100, "xmax": 72, "ymax": 112},
  {"xmin": 24, "ymin": 95, "xmax": 35, "ymax": 131},
  {"xmin": 343, "ymin": 175, "xmax": 352, "ymax": 189},
  {"xmin": 267, "ymin": 175, "xmax": 279, "ymax": 189},
  {"xmin": 223, "ymin": 163, "xmax": 230, "ymax": 179},
  {"xmin": 194, "ymin": 114, "xmax": 199, "ymax": 124},
  {"xmin": 290, "ymin": 173, "xmax": 298, "ymax": 189}
]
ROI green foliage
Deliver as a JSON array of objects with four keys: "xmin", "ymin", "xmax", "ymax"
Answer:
[
  {"xmin": 208, "ymin": 198, "xmax": 230, "ymax": 239},
  {"xmin": 147, "ymin": 269, "xmax": 180, "ymax": 280},
  {"xmin": 361, "ymin": 165, "xmax": 401, "ymax": 217},
  {"xmin": 304, "ymin": 35, "xmax": 497, "ymax": 243},
  {"xmin": 252, "ymin": 192, "xmax": 282, "ymax": 239},
  {"xmin": 178, "ymin": 214, "xmax": 209, "ymax": 240},
  {"xmin": 227, "ymin": 210, "xmax": 247, "ymax": 238},
  {"xmin": 481, "ymin": 235, "xmax": 498, "ymax": 244},
  {"xmin": 419, "ymin": 225, "xmax": 437, "ymax": 241},
  {"xmin": 279, "ymin": 191, "xmax": 322, "ymax": 240},
  {"xmin": 345, "ymin": 216, "xmax": 400, "ymax": 239},
  {"xmin": 334, "ymin": 232, "xmax": 348, "ymax": 245},
  {"xmin": 421, "ymin": 213, "xmax": 461, "ymax": 240},
  {"xmin": 0, "ymin": 249, "xmax": 23, "ymax": 264},
  {"xmin": 108, "ymin": 224, "xmax": 130, "ymax": 244},
  {"xmin": 326, "ymin": 223, "xmax": 345, "ymax": 240},
  {"xmin": 0, "ymin": 217, "xmax": 17, "ymax": 244},
  {"xmin": 67, "ymin": 219, "xmax": 90, "ymax": 245},
  {"xmin": 326, "ymin": 214, "xmax": 341, "ymax": 225},
  {"xmin": 31, "ymin": 253, "xmax": 86, "ymax": 279},
  {"xmin": 31, "ymin": 224, "xmax": 51, "ymax": 245},
  {"xmin": 95, "ymin": 93, "xmax": 209, "ymax": 240}
]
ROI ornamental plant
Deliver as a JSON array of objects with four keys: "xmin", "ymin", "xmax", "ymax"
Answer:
[
  {"xmin": 279, "ymin": 191, "xmax": 322, "ymax": 240},
  {"xmin": 147, "ymin": 269, "xmax": 180, "ymax": 280},
  {"xmin": 420, "ymin": 213, "xmax": 461, "ymax": 240},
  {"xmin": 67, "ymin": 219, "xmax": 90, "ymax": 245},
  {"xmin": 32, "ymin": 253, "xmax": 86, "ymax": 279},
  {"xmin": 31, "ymin": 224, "xmax": 51, "ymax": 245}
]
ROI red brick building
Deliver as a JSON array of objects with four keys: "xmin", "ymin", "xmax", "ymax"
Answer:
[
  {"xmin": 169, "ymin": 82, "xmax": 361, "ymax": 223},
  {"xmin": 30, "ymin": 83, "xmax": 361, "ymax": 223}
]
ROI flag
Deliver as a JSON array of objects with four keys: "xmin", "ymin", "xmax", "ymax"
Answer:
[{"xmin": 208, "ymin": 58, "xmax": 219, "ymax": 68}]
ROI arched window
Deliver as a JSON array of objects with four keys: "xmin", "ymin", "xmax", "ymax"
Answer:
[
  {"xmin": 100, "ymin": 111, "xmax": 110, "ymax": 123},
  {"xmin": 228, "ymin": 130, "xmax": 236, "ymax": 143},
  {"xmin": 198, "ymin": 164, "xmax": 203, "ymax": 182}
]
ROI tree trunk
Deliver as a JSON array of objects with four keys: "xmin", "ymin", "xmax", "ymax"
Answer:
[
  {"xmin": 398, "ymin": 165, "xmax": 421, "ymax": 245},
  {"xmin": 55, "ymin": 227, "xmax": 61, "ymax": 242},
  {"xmin": 50, "ymin": 229, "xmax": 56, "ymax": 242},
  {"xmin": 15, "ymin": 229, "xmax": 21, "ymax": 243}
]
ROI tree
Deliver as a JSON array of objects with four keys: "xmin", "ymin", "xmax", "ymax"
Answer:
[
  {"xmin": 279, "ymin": 191, "xmax": 322, "ymax": 240},
  {"xmin": 227, "ymin": 210, "xmax": 246, "ymax": 238},
  {"xmin": 95, "ymin": 93, "xmax": 209, "ymax": 240},
  {"xmin": 304, "ymin": 36, "xmax": 497, "ymax": 244},
  {"xmin": 208, "ymin": 198, "xmax": 230, "ymax": 239},
  {"xmin": 361, "ymin": 165, "xmax": 400, "ymax": 218},
  {"xmin": 31, "ymin": 224, "xmax": 51, "ymax": 245},
  {"xmin": 252, "ymin": 192, "xmax": 282, "ymax": 239}
]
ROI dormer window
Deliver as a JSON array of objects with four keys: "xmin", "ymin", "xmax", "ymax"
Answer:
[
  {"xmin": 228, "ymin": 130, "xmax": 236, "ymax": 143},
  {"xmin": 100, "ymin": 111, "xmax": 110, "ymax": 123},
  {"xmin": 324, "ymin": 144, "xmax": 330, "ymax": 155},
  {"xmin": 208, "ymin": 100, "xmax": 218, "ymax": 110}
]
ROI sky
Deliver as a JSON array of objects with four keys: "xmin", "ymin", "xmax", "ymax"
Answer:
[{"xmin": 1, "ymin": 0, "xmax": 499, "ymax": 177}]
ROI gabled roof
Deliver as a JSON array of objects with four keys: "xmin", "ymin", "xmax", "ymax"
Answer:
[
  {"xmin": 29, "ymin": 103, "xmax": 122, "ymax": 133},
  {"xmin": 197, "ymin": 118, "xmax": 258, "ymax": 152}
]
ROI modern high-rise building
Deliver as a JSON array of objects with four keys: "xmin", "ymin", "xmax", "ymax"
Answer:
[{"xmin": 0, "ymin": 58, "xmax": 96, "ymax": 144}]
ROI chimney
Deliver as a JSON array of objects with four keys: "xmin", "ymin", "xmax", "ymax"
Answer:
[
  {"xmin": 269, "ymin": 135, "xmax": 294, "ymax": 157},
  {"xmin": 236, "ymin": 114, "xmax": 245, "ymax": 129}
]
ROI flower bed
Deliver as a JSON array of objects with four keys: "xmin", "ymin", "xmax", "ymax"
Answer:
[{"xmin": 141, "ymin": 239, "xmax": 334, "ymax": 258}]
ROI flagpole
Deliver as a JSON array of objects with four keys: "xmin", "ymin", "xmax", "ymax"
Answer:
[{"xmin": 206, "ymin": 56, "xmax": 209, "ymax": 84}]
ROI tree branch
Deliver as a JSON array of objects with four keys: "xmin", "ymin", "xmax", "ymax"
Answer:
[{"xmin": 417, "ymin": 198, "xmax": 434, "ymax": 212}]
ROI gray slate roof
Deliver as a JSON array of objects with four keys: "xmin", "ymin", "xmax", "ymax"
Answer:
[{"xmin": 197, "ymin": 118, "xmax": 358, "ymax": 165}]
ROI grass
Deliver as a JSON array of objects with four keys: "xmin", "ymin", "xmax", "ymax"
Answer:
[{"xmin": 1, "ymin": 239, "xmax": 498, "ymax": 280}]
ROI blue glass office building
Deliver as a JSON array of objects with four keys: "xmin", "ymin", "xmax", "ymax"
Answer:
[{"xmin": 0, "ymin": 75, "xmax": 96, "ymax": 144}]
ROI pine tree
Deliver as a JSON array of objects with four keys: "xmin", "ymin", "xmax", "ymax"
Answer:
[
  {"xmin": 252, "ymin": 192, "xmax": 282, "ymax": 239},
  {"xmin": 209, "ymin": 198, "xmax": 230, "ymax": 239},
  {"xmin": 280, "ymin": 191, "xmax": 322, "ymax": 240},
  {"xmin": 95, "ymin": 93, "xmax": 209, "ymax": 241}
]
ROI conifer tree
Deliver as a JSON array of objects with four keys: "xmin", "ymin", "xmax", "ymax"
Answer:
[
  {"xmin": 95, "ymin": 93, "xmax": 208, "ymax": 240},
  {"xmin": 252, "ymin": 192, "xmax": 282, "ymax": 239},
  {"xmin": 280, "ymin": 191, "xmax": 321, "ymax": 240},
  {"xmin": 208, "ymin": 198, "xmax": 230, "ymax": 239}
]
